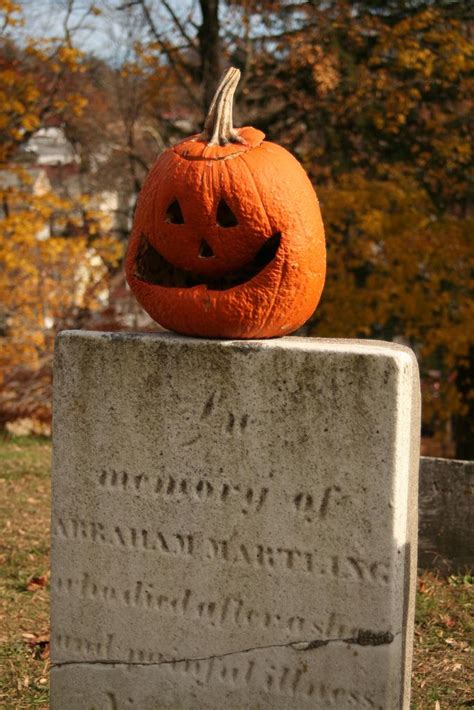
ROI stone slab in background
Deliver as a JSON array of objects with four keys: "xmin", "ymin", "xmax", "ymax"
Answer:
[
  {"xmin": 419, "ymin": 457, "xmax": 473, "ymax": 572},
  {"xmin": 51, "ymin": 332, "xmax": 420, "ymax": 709}
]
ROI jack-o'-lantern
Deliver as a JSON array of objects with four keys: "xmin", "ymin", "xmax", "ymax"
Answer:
[{"xmin": 126, "ymin": 67, "xmax": 326, "ymax": 339}]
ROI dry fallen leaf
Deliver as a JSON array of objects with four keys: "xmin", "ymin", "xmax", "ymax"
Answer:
[
  {"xmin": 23, "ymin": 632, "xmax": 50, "ymax": 660},
  {"xmin": 26, "ymin": 574, "xmax": 48, "ymax": 592},
  {"xmin": 440, "ymin": 614, "xmax": 456, "ymax": 629},
  {"xmin": 418, "ymin": 579, "xmax": 427, "ymax": 593}
]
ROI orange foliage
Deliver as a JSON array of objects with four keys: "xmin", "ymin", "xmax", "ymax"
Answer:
[
  {"xmin": 0, "ymin": 1, "xmax": 123, "ymax": 426},
  {"xmin": 250, "ymin": 1, "xmax": 473, "ymax": 449},
  {"xmin": 0, "ymin": 0, "xmax": 472, "ymax": 450}
]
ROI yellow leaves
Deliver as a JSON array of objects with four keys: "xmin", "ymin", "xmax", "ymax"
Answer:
[
  {"xmin": 314, "ymin": 168, "xmax": 472, "ymax": 428},
  {"xmin": 0, "ymin": 0, "xmax": 21, "ymax": 13},
  {"xmin": 56, "ymin": 46, "xmax": 85, "ymax": 72},
  {"xmin": 57, "ymin": 47, "xmax": 79, "ymax": 64},
  {"xmin": 280, "ymin": 35, "xmax": 341, "ymax": 98},
  {"xmin": 0, "ymin": 69, "xmax": 18, "ymax": 87},
  {"xmin": 373, "ymin": 114, "xmax": 384, "ymax": 130},
  {"xmin": 53, "ymin": 94, "xmax": 88, "ymax": 117},
  {"xmin": 20, "ymin": 114, "xmax": 40, "ymax": 132},
  {"xmin": 391, "ymin": 8, "xmax": 439, "ymax": 37},
  {"xmin": 0, "ymin": 35, "xmax": 88, "ymax": 162},
  {"xmin": 0, "ymin": 65, "xmax": 42, "ymax": 159},
  {"xmin": 432, "ymin": 136, "xmax": 472, "ymax": 171},
  {"xmin": 0, "ymin": 0, "xmax": 22, "ymax": 28},
  {"xmin": 26, "ymin": 40, "xmax": 85, "ymax": 72},
  {"xmin": 72, "ymin": 96, "xmax": 88, "ymax": 116},
  {"xmin": 311, "ymin": 52, "xmax": 340, "ymax": 96},
  {"xmin": 0, "ymin": 176, "xmax": 123, "ymax": 377},
  {"xmin": 358, "ymin": 209, "xmax": 384, "ymax": 240},
  {"xmin": 91, "ymin": 235, "xmax": 124, "ymax": 269},
  {"xmin": 368, "ymin": 5, "xmax": 472, "ymax": 108},
  {"xmin": 397, "ymin": 48, "xmax": 435, "ymax": 76},
  {"xmin": 120, "ymin": 62, "xmax": 144, "ymax": 78}
]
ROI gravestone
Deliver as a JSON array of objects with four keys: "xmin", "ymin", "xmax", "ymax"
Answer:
[
  {"xmin": 51, "ymin": 332, "xmax": 420, "ymax": 709},
  {"xmin": 419, "ymin": 456, "xmax": 474, "ymax": 572}
]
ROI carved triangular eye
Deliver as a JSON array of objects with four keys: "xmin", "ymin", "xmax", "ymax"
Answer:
[
  {"xmin": 217, "ymin": 200, "xmax": 238, "ymax": 227},
  {"xmin": 166, "ymin": 200, "xmax": 184, "ymax": 224}
]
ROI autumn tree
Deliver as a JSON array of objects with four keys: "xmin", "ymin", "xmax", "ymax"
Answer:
[
  {"xmin": 0, "ymin": 0, "xmax": 122, "ymax": 429},
  {"xmin": 1, "ymin": 0, "xmax": 472, "ymax": 453},
  {"xmin": 226, "ymin": 0, "xmax": 473, "ymax": 456}
]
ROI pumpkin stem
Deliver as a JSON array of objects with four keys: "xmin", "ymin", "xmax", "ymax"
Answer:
[{"xmin": 202, "ymin": 67, "xmax": 245, "ymax": 146}]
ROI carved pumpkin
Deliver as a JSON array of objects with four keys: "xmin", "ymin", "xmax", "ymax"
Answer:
[{"xmin": 126, "ymin": 67, "xmax": 326, "ymax": 339}]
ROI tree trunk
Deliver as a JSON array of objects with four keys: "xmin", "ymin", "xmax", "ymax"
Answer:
[{"xmin": 198, "ymin": 0, "xmax": 221, "ymax": 111}]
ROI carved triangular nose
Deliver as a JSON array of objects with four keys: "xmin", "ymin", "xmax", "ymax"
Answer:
[{"xmin": 199, "ymin": 239, "xmax": 215, "ymax": 258}]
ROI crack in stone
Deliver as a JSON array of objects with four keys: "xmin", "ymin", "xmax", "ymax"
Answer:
[
  {"xmin": 52, "ymin": 630, "xmax": 400, "ymax": 669},
  {"xmin": 292, "ymin": 629, "xmax": 396, "ymax": 651}
]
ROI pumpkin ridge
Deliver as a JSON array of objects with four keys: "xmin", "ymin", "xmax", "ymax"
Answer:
[
  {"xmin": 237, "ymin": 152, "xmax": 273, "ymax": 234},
  {"xmin": 171, "ymin": 136, "xmax": 265, "ymax": 162},
  {"xmin": 260, "ymin": 254, "xmax": 286, "ymax": 333}
]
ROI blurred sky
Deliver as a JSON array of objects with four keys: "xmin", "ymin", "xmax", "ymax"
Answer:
[
  {"xmin": 16, "ymin": 0, "xmax": 201, "ymax": 63},
  {"xmin": 15, "ymin": 1, "xmax": 271, "ymax": 65}
]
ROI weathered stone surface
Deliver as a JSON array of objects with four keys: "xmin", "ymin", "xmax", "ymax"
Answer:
[
  {"xmin": 51, "ymin": 332, "xmax": 420, "ymax": 709},
  {"xmin": 419, "ymin": 456, "xmax": 474, "ymax": 572},
  {"xmin": 51, "ymin": 640, "xmax": 403, "ymax": 710}
]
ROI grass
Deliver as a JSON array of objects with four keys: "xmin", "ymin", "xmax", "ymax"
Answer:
[
  {"xmin": 412, "ymin": 572, "xmax": 473, "ymax": 709},
  {"xmin": 0, "ymin": 437, "xmax": 50, "ymax": 709},
  {"xmin": 0, "ymin": 436, "xmax": 472, "ymax": 709}
]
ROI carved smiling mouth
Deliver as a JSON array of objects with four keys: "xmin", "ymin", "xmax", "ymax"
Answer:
[{"xmin": 134, "ymin": 232, "xmax": 281, "ymax": 291}]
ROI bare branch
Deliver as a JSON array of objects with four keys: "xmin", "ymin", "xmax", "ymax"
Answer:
[
  {"xmin": 161, "ymin": 0, "xmax": 197, "ymax": 49},
  {"xmin": 130, "ymin": 0, "xmax": 201, "ymax": 109}
]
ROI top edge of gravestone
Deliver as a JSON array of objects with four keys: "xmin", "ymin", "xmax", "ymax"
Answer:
[
  {"xmin": 421, "ymin": 456, "xmax": 474, "ymax": 469},
  {"xmin": 56, "ymin": 329, "xmax": 417, "ymax": 364}
]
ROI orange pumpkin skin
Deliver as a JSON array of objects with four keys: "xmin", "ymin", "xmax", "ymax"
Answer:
[{"xmin": 126, "ymin": 84, "xmax": 325, "ymax": 339}]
